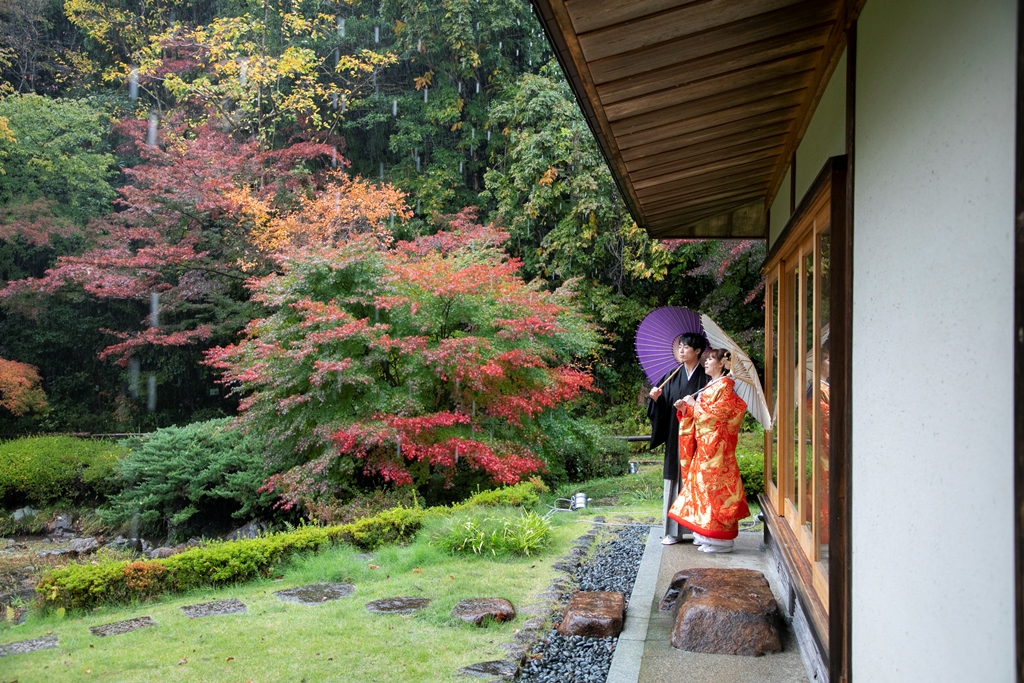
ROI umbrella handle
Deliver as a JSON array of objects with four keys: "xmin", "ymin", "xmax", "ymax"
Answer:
[{"xmin": 655, "ymin": 364, "xmax": 683, "ymax": 391}]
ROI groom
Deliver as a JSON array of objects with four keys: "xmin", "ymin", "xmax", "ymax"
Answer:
[{"xmin": 647, "ymin": 332, "xmax": 708, "ymax": 545}]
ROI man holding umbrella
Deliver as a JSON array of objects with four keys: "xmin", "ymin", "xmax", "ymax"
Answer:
[{"xmin": 648, "ymin": 332, "xmax": 708, "ymax": 545}]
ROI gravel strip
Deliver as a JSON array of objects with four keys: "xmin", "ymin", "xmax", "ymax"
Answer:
[{"xmin": 519, "ymin": 519, "xmax": 650, "ymax": 683}]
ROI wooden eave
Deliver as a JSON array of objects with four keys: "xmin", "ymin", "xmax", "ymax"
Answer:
[{"xmin": 531, "ymin": 0, "xmax": 864, "ymax": 239}]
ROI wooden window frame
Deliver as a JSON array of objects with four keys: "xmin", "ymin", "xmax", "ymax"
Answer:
[{"xmin": 761, "ymin": 156, "xmax": 849, "ymax": 674}]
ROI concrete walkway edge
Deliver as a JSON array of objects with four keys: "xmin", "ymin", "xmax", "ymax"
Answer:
[{"xmin": 605, "ymin": 526, "xmax": 662, "ymax": 683}]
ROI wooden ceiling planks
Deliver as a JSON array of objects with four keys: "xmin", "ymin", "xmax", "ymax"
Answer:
[{"xmin": 532, "ymin": 0, "xmax": 851, "ymax": 239}]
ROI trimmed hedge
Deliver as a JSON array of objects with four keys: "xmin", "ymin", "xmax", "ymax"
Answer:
[
  {"xmin": 36, "ymin": 481, "xmax": 545, "ymax": 611},
  {"xmin": 37, "ymin": 506, "xmax": 424, "ymax": 610},
  {"xmin": 0, "ymin": 436, "xmax": 125, "ymax": 506},
  {"xmin": 450, "ymin": 480, "xmax": 545, "ymax": 510}
]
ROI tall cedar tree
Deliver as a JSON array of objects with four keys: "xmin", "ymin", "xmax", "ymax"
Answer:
[{"xmin": 204, "ymin": 209, "xmax": 600, "ymax": 510}]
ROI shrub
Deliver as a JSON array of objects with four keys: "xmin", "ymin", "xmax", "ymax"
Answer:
[
  {"xmin": 432, "ymin": 509, "xmax": 551, "ymax": 557},
  {"xmin": 100, "ymin": 419, "xmax": 275, "ymax": 541},
  {"xmin": 736, "ymin": 432, "xmax": 765, "ymax": 499},
  {"xmin": 457, "ymin": 480, "xmax": 545, "ymax": 509},
  {"xmin": 0, "ymin": 436, "xmax": 126, "ymax": 507},
  {"xmin": 535, "ymin": 412, "xmax": 629, "ymax": 485},
  {"xmin": 37, "ymin": 506, "xmax": 425, "ymax": 610}
]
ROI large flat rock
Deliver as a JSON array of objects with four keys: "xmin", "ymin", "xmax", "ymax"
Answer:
[
  {"xmin": 660, "ymin": 567, "xmax": 781, "ymax": 656},
  {"xmin": 557, "ymin": 591, "xmax": 625, "ymax": 638}
]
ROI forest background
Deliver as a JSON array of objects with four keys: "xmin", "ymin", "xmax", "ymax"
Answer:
[{"xmin": 0, "ymin": 0, "xmax": 764, "ymax": 514}]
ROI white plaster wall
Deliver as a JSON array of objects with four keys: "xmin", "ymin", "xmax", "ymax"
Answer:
[
  {"xmin": 852, "ymin": 0, "xmax": 1015, "ymax": 680},
  {"xmin": 768, "ymin": 51, "xmax": 846, "ymax": 250},
  {"xmin": 796, "ymin": 51, "xmax": 846, "ymax": 201},
  {"xmin": 768, "ymin": 167, "xmax": 791, "ymax": 246}
]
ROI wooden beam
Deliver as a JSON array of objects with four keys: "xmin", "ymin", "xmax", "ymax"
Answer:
[
  {"xmin": 574, "ymin": 0, "xmax": 809, "ymax": 62},
  {"xmin": 592, "ymin": 3, "xmax": 835, "ymax": 89},
  {"xmin": 647, "ymin": 199, "xmax": 766, "ymax": 238},
  {"xmin": 633, "ymin": 147, "xmax": 780, "ymax": 192},
  {"xmin": 631, "ymin": 133, "xmax": 787, "ymax": 181},
  {"xmin": 621, "ymin": 108, "xmax": 798, "ymax": 163},
  {"xmin": 609, "ymin": 70, "xmax": 814, "ymax": 134},
  {"xmin": 597, "ymin": 24, "xmax": 829, "ymax": 107},
  {"xmin": 644, "ymin": 191, "xmax": 766, "ymax": 221},
  {"xmin": 625, "ymin": 122, "xmax": 790, "ymax": 173},
  {"xmin": 638, "ymin": 163, "xmax": 775, "ymax": 201},
  {"xmin": 562, "ymin": 0, "xmax": 697, "ymax": 35},
  {"xmin": 604, "ymin": 51, "xmax": 821, "ymax": 123},
  {"xmin": 642, "ymin": 172, "xmax": 775, "ymax": 207}
]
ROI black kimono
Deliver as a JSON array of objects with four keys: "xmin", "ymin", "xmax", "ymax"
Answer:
[{"xmin": 648, "ymin": 364, "xmax": 709, "ymax": 481}]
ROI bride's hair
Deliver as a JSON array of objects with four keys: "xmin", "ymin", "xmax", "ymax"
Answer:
[{"xmin": 705, "ymin": 348, "xmax": 732, "ymax": 375}]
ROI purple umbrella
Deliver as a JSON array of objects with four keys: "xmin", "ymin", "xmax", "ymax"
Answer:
[{"xmin": 635, "ymin": 307, "xmax": 706, "ymax": 386}]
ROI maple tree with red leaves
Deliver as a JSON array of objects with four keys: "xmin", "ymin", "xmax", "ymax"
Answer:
[
  {"xmin": 0, "ymin": 117, "xmax": 406, "ymax": 367},
  {"xmin": 0, "ymin": 358, "xmax": 47, "ymax": 417},
  {"xmin": 204, "ymin": 208, "xmax": 601, "ymax": 510}
]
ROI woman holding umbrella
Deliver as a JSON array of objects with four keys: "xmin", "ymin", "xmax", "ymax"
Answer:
[
  {"xmin": 668, "ymin": 348, "xmax": 750, "ymax": 554},
  {"xmin": 648, "ymin": 332, "xmax": 708, "ymax": 545}
]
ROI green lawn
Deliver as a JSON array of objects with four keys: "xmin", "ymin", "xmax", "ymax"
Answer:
[
  {"xmin": 0, "ymin": 503, "xmax": 645, "ymax": 683},
  {"xmin": 0, "ymin": 462, "xmax": 763, "ymax": 681}
]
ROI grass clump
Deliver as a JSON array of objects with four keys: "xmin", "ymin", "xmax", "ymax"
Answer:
[
  {"xmin": 432, "ymin": 509, "xmax": 551, "ymax": 557},
  {"xmin": 0, "ymin": 435, "xmax": 125, "ymax": 508}
]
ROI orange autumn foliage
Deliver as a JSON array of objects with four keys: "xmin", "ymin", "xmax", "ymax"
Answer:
[
  {"xmin": 231, "ymin": 169, "xmax": 411, "ymax": 254},
  {"xmin": 0, "ymin": 358, "xmax": 47, "ymax": 417}
]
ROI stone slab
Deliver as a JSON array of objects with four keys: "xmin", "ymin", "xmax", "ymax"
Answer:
[
  {"xmin": 0, "ymin": 635, "xmax": 58, "ymax": 657},
  {"xmin": 365, "ymin": 596, "xmax": 430, "ymax": 614},
  {"xmin": 180, "ymin": 598, "xmax": 247, "ymax": 618},
  {"xmin": 458, "ymin": 659, "xmax": 518, "ymax": 679},
  {"xmin": 90, "ymin": 616, "xmax": 156, "ymax": 637},
  {"xmin": 558, "ymin": 591, "xmax": 625, "ymax": 638},
  {"xmin": 661, "ymin": 567, "xmax": 781, "ymax": 656},
  {"xmin": 274, "ymin": 582, "xmax": 354, "ymax": 604}
]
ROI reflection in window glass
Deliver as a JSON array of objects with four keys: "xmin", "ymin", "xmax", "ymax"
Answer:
[
  {"xmin": 817, "ymin": 229, "xmax": 832, "ymax": 569},
  {"xmin": 802, "ymin": 250, "xmax": 814, "ymax": 530},
  {"xmin": 770, "ymin": 279, "xmax": 779, "ymax": 488},
  {"xmin": 788, "ymin": 263, "xmax": 800, "ymax": 514}
]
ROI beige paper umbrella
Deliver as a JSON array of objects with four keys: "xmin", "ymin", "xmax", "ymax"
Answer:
[{"xmin": 699, "ymin": 314, "xmax": 772, "ymax": 430}]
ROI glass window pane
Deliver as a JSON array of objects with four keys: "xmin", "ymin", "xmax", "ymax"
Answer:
[
  {"xmin": 786, "ymin": 262, "xmax": 800, "ymax": 513},
  {"xmin": 770, "ymin": 278, "xmax": 779, "ymax": 489},
  {"xmin": 816, "ymin": 228, "xmax": 832, "ymax": 570},
  {"xmin": 802, "ymin": 250, "xmax": 814, "ymax": 530}
]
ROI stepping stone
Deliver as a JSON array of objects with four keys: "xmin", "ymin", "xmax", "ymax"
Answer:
[
  {"xmin": 520, "ymin": 616, "xmax": 545, "ymax": 631},
  {"xmin": 452, "ymin": 598, "xmax": 516, "ymax": 626},
  {"xmin": 552, "ymin": 559, "xmax": 578, "ymax": 572},
  {"xmin": 0, "ymin": 635, "xmax": 58, "ymax": 657},
  {"xmin": 274, "ymin": 583, "xmax": 354, "ymax": 604},
  {"xmin": 499, "ymin": 642, "xmax": 529, "ymax": 657},
  {"xmin": 364, "ymin": 596, "xmax": 431, "ymax": 614},
  {"xmin": 90, "ymin": 616, "xmax": 156, "ymax": 637},
  {"xmin": 457, "ymin": 659, "xmax": 519, "ymax": 679},
  {"xmin": 557, "ymin": 591, "xmax": 625, "ymax": 638},
  {"xmin": 518, "ymin": 602, "xmax": 556, "ymax": 617},
  {"xmin": 659, "ymin": 567, "xmax": 781, "ymax": 656},
  {"xmin": 181, "ymin": 598, "xmax": 247, "ymax": 618}
]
